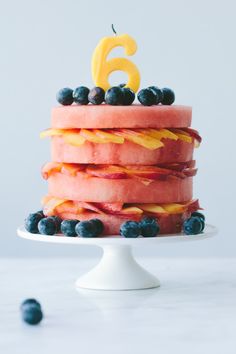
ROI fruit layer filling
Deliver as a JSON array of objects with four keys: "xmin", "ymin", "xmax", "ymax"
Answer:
[
  {"xmin": 41, "ymin": 127, "xmax": 201, "ymax": 150},
  {"xmin": 42, "ymin": 161, "xmax": 197, "ymax": 184},
  {"xmin": 42, "ymin": 196, "xmax": 200, "ymax": 218}
]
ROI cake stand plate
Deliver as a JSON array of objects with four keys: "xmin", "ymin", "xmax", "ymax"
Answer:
[{"xmin": 17, "ymin": 225, "xmax": 217, "ymax": 291}]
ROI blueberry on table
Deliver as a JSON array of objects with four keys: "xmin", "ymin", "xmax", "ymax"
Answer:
[
  {"xmin": 73, "ymin": 86, "xmax": 90, "ymax": 105},
  {"xmin": 191, "ymin": 211, "xmax": 205, "ymax": 222},
  {"xmin": 88, "ymin": 87, "xmax": 105, "ymax": 105},
  {"xmin": 148, "ymin": 86, "xmax": 163, "ymax": 104},
  {"xmin": 38, "ymin": 217, "xmax": 57, "ymax": 235},
  {"xmin": 56, "ymin": 88, "xmax": 74, "ymax": 106},
  {"xmin": 61, "ymin": 219, "xmax": 79, "ymax": 237},
  {"xmin": 21, "ymin": 304, "xmax": 43, "ymax": 325},
  {"xmin": 21, "ymin": 298, "xmax": 41, "ymax": 311},
  {"xmin": 161, "ymin": 87, "xmax": 175, "ymax": 105},
  {"xmin": 183, "ymin": 216, "xmax": 204, "ymax": 235},
  {"xmin": 139, "ymin": 217, "xmax": 160, "ymax": 237},
  {"xmin": 75, "ymin": 220, "xmax": 99, "ymax": 238},
  {"xmin": 105, "ymin": 86, "xmax": 124, "ymax": 105},
  {"xmin": 24, "ymin": 212, "xmax": 43, "ymax": 233},
  {"xmin": 137, "ymin": 88, "xmax": 156, "ymax": 106},
  {"xmin": 91, "ymin": 219, "xmax": 104, "ymax": 235},
  {"xmin": 122, "ymin": 87, "xmax": 135, "ymax": 105},
  {"xmin": 120, "ymin": 221, "xmax": 141, "ymax": 238}
]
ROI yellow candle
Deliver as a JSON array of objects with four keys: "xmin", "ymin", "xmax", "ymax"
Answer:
[{"xmin": 91, "ymin": 33, "xmax": 140, "ymax": 93}]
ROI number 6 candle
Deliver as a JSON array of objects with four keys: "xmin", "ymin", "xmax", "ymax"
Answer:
[{"xmin": 91, "ymin": 26, "xmax": 141, "ymax": 93}]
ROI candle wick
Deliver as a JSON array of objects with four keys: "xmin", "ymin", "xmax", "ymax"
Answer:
[{"xmin": 111, "ymin": 24, "xmax": 117, "ymax": 35}]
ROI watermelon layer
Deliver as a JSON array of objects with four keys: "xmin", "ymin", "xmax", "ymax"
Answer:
[
  {"xmin": 52, "ymin": 137, "xmax": 194, "ymax": 165},
  {"xmin": 47, "ymin": 172, "xmax": 193, "ymax": 203},
  {"xmin": 52, "ymin": 105, "xmax": 192, "ymax": 129}
]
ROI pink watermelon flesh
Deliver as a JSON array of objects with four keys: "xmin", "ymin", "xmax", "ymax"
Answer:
[
  {"xmin": 47, "ymin": 173, "xmax": 193, "ymax": 203},
  {"xmin": 51, "ymin": 137, "xmax": 194, "ymax": 165},
  {"xmin": 51, "ymin": 104, "xmax": 192, "ymax": 129}
]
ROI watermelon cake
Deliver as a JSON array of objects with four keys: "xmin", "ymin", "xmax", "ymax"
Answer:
[{"xmin": 37, "ymin": 99, "xmax": 203, "ymax": 237}]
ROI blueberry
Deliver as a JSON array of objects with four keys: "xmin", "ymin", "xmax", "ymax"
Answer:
[
  {"xmin": 119, "ymin": 83, "xmax": 126, "ymax": 88},
  {"xmin": 137, "ymin": 88, "xmax": 156, "ymax": 106},
  {"xmin": 191, "ymin": 211, "xmax": 205, "ymax": 222},
  {"xmin": 73, "ymin": 86, "xmax": 89, "ymax": 105},
  {"xmin": 120, "ymin": 221, "xmax": 141, "ymax": 238},
  {"xmin": 61, "ymin": 219, "xmax": 79, "ymax": 237},
  {"xmin": 24, "ymin": 212, "xmax": 43, "ymax": 233},
  {"xmin": 56, "ymin": 88, "xmax": 73, "ymax": 106},
  {"xmin": 183, "ymin": 216, "xmax": 204, "ymax": 235},
  {"xmin": 122, "ymin": 87, "xmax": 135, "ymax": 105},
  {"xmin": 51, "ymin": 216, "xmax": 62, "ymax": 233},
  {"xmin": 148, "ymin": 86, "xmax": 163, "ymax": 104},
  {"xmin": 75, "ymin": 220, "xmax": 99, "ymax": 238},
  {"xmin": 161, "ymin": 88, "xmax": 175, "ymax": 105},
  {"xmin": 22, "ymin": 304, "xmax": 43, "ymax": 325},
  {"xmin": 139, "ymin": 217, "xmax": 160, "ymax": 237},
  {"xmin": 105, "ymin": 86, "xmax": 124, "ymax": 105},
  {"xmin": 36, "ymin": 210, "xmax": 44, "ymax": 218},
  {"xmin": 21, "ymin": 298, "xmax": 41, "ymax": 311},
  {"xmin": 88, "ymin": 87, "xmax": 105, "ymax": 105},
  {"xmin": 38, "ymin": 217, "xmax": 57, "ymax": 235},
  {"xmin": 91, "ymin": 219, "xmax": 104, "ymax": 235}
]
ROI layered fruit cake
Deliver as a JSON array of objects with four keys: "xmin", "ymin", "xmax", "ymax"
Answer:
[{"xmin": 38, "ymin": 97, "xmax": 203, "ymax": 237}]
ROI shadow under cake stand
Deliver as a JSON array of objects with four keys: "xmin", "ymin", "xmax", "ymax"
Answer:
[{"xmin": 17, "ymin": 225, "xmax": 217, "ymax": 291}]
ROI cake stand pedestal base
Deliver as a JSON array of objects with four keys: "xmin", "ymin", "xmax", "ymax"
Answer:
[
  {"xmin": 76, "ymin": 244, "xmax": 160, "ymax": 290},
  {"xmin": 17, "ymin": 225, "xmax": 217, "ymax": 291}
]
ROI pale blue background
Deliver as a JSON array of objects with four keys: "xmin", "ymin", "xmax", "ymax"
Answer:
[{"xmin": 1, "ymin": 0, "xmax": 235, "ymax": 257}]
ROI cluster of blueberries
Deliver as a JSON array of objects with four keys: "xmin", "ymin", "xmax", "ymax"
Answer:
[
  {"xmin": 56, "ymin": 85, "xmax": 175, "ymax": 107},
  {"xmin": 25, "ymin": 211, "xmax": 104, "ymax": 238},
  {"xmin": 21, "ymin": 298, "xmax": 43, "ymax": 325},
  {"xmin": 119, "ymin": 211, "xmax": 205, "ymax": 238},
  {"xmin": 25, "ymin": 210, "xmax": 205, "ymax": 238}
]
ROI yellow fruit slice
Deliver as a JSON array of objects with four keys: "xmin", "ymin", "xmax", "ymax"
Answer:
[
  {"xmin": 118, "ymin": 129, "xmax": 164, "ymax": 150},
  {"xmin": 159, "ymin": 129, "xmax": 179, "ymax": 140},
  {"xmin": 120, "ymin": 207, "xmax": 143, "ymax": 215},
  {"xmin": 162, "ymin": 203, "xmax": 186, "ymax": 214},
  {"xmin": 80, "ymin": 129, "xmax": 108, "ymax": 143},
  {"xmin": 136, "ymin": 204, "xmax": 167, "ymax": 213},
  {"xmin": 40, "ymin": 128, "xmax": 64, "ymax": 138},
  {"xmin": 42, "ymin": 196, "xmax": 66, "ymax": 216},
  {"xmin": 63, "ymin": 132, "xmax": 86, "ymax": 146},
  {"xmin": 94, "ymin": 129, "xmax": 124, "ymax": 144}
]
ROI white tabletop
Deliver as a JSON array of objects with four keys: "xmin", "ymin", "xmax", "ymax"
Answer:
[{"xmin": 1, "ymin": 258, "xmax": 236, "ymax": 354}]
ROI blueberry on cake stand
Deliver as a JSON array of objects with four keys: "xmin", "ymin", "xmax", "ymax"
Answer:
[{"xmin": 17, "ymin": 225, "xmax": 217, "ymax": 291}]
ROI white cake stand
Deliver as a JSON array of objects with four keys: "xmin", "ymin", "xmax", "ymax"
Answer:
[{"xmin": 17, "ymin": 225, "xmax": 217, "ymax": 291}]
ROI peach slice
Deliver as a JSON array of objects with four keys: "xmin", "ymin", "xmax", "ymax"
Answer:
[
  {"xmin": 40, "ymin": 128, "xmax": 64, "ymax": 138},
  {"xmin": 161, "ymin": 203, "xmax": 186, "ymax": 214},
  {"xmin": 136, "ymin": 204, "xmax": 167, "ymax": 214},
  {"xmin": 94, "ymin": 129, "xmax": 124, "ymax": 144},
  {"xmin": 63, "ymin": 131, "xmax": 86, "ymax": 146},
  {"xmin": 118, "ymin": 206, "xmax": 143, "ymax": 215},
  {"xmin": 42, "ymin": 196, "xmax": 66, "ymax": 216},
  {"xmin": 86, "ymin": 165, "xmax": 127, "ymax": 179},
  {"xmin": 116, "ymin": 129, "xmax": 164, "ymax": 150},
  {"xmin": 79, "ymin": 129, "xmax": 108, "ymax": 143},
  {"xmin": 61, "ymin": 163, "xmax": 86, "ymax": 176},
  {"xmin": 171, "ymin": 129, "xmax": 193, "ymax": 143},
  {"xmin": 41, "ymin": 162, "xmax": 62, "ymax": 179},
  {"xmin": 93, "ymin": 202, "xmax": 124, "ymax": 213}
]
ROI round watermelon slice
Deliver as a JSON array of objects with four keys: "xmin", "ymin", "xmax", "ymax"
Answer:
[
  {"xmin": 51, "ymin": 137, "xmax": 194, "ymax": 165},
  {"xmin": 47, "ymin": 172, "xmax": 193, "ymax": 203},
  {"xmin": 51, "ymin": 104, "xmax": 192, "ymax": 129}
]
